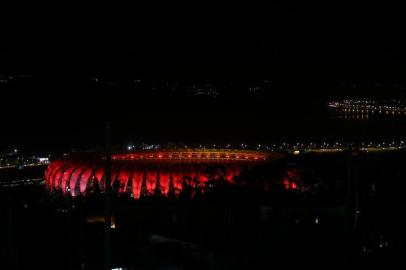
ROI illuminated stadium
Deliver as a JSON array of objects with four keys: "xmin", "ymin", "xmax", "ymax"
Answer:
[{"xmin": 45, "ymin": 149, "xmax": 288, "ymax": 199}]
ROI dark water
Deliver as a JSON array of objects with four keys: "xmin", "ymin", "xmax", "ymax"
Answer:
[
  {"xmin": 3, "ymin": 103, "xmax": 406, "ymax": 153},
  {"xmin": 2, "ymin": 75, "xmax": 406, "ymax": 152}
]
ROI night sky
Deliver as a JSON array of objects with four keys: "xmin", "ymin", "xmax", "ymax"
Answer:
[{"xmin": 1, "ymin": 3, "xmax": 406, "ymax": 152}]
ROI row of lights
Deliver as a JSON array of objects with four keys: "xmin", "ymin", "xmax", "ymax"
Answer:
[
  {"xmin": 115, "ymin": 152, "xmax": 265, "ymax": 161},
  {"xmin": 126, "ymin": 140, "xmax": 406, "ymax": 153}
]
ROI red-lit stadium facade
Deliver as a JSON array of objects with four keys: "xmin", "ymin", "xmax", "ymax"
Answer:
[{"xmin": 45, "ymin": 149, "xmax": 286, "ymax": 199}]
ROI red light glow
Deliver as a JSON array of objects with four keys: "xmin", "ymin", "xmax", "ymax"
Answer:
[{"xmin": 45, "ymin": 149, "xmax": 286, "ymax": 199}]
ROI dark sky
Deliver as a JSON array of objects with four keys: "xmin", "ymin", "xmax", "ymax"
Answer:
[
  {"xmin": 1, "ymin": 3, "xmax": 405, "ymax": 76},
  {"xmin": 1, "ymin": 3, "xmax": 406, "ymax": 151}
]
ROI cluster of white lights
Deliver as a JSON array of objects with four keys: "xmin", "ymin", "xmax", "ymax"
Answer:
[{"xmin": 329, "ymin": 99, "xmax": 406, "ymax": 113}]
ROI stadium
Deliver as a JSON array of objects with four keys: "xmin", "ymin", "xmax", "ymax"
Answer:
[{"xmin": 45, "ymin": 149, "xmax": 289, "ymax": 199}]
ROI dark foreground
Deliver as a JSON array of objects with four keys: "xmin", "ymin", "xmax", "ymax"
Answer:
[{"xmin": 2, "ymin": 151, "xmax": 406, "ymax": 269}]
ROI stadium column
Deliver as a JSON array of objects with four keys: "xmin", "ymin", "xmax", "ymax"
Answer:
[{"xmin": 104, "ymin": 121, "xmax": 112, "ymax": 270}]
